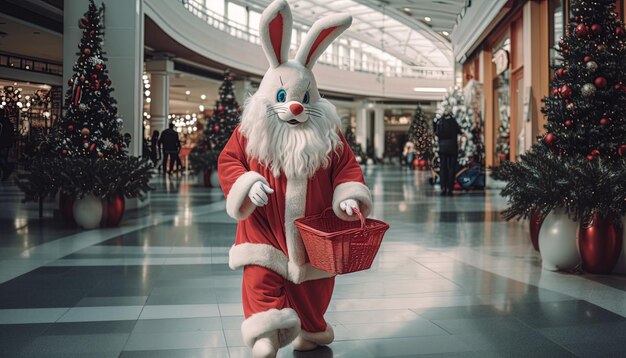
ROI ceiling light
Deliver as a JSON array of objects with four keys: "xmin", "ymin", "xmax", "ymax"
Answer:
[
  {"xmin": 403, "ymin": 7, "xmax": 411, "ymax": 12},
  {"xmin": 185, "ymin": 90, "xmax": 191, "ymax": 95},
  {"xmin": 200, "ymin": 94, "xmax": 206, "ymax": 100},
  {"xmin": 424, "ymin": 16, "xmax": 432, "ymax": 22},
  {"xmin": 442, "ymin": 31, "xmax": 449, "ymax": 36},
  {"xmin": 413, "ymin": 87, "xmax": 447, "ymax": 93}
]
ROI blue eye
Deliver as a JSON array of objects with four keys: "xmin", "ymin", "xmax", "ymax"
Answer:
[
  {"xmin": 303, "ymin": 91, "xmax": 310, "ymax": 104},
  {"xmin": 276, "ymin": 89, "xmax": 286, "ymax": 102}
]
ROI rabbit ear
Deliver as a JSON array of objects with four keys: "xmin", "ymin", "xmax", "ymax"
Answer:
[
  {"xmin": 259, "ymin": 0, "xmax": 293, "ymax": 68},
  {"xmin": 295, "ymin": 14, "xmax": 352, "ymax": 69}
]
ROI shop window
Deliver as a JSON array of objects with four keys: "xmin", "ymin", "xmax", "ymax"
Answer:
[
  {"xmin": 492, "ymin": 36, "xmax": 511, "ymax": 164},
  {"xmin": 549, "ymin": 0, "xmax": 565, "ymax": 69}
]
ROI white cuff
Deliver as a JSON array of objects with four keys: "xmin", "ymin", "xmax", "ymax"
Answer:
[
  {"xmin": 225, "ymin": 171, "xmax": 268, "ymax": 220},
  {"xmin": 332, "ymin": 182, "xmax": 372, "ymax": 221}
]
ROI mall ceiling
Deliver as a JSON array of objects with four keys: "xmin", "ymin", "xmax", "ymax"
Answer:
[{"xmin": 0, "ymin": 0, "xmax": 469, "ymax": 111}]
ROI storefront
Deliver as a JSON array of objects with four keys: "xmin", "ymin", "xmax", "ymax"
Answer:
[{"xmin": 454, "ymin": 0, "xmax": 626, "ymax": 168}]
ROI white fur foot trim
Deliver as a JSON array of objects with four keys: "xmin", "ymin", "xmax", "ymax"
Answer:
[
  {"xmin": 299, "ymin": 325, "xmax": 334, "ymax": 345},
  {"xmin": 242, "ymin": 308, "xmax": 301, "ymax": 348},
  {"xmin": 292, "ymin": 335, "xmax": 319, "ymax": 351}
]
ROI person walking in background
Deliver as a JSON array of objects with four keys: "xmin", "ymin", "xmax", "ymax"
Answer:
[
  {"xmin": 435, "ymin": 111, "xmax": 462, "ymax": 196},
  {"xmin": 402, "ymin": 141, "xmax": 416, "ymax": 169},
  {"xmin": 158, "ymin": 122, "xmax": 181, "ymax": 175},
  {"xmin": 150, "ymin": 130, "xmax": 160, "ymax": 171}
]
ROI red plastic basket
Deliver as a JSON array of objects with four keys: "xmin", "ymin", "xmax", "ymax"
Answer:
[{"xmin": 294, "ymin": 208, "xmax": 389, "ymax": 274}]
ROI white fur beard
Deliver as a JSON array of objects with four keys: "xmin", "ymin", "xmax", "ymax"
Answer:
[{"xmin": 240, "ymin": 96, "xmax": 342, "ymax": 179}]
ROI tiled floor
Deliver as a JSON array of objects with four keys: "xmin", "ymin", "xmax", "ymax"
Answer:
[{"xmin": 2, "ymin": 167, "xmax": 626, "ymax": 357}]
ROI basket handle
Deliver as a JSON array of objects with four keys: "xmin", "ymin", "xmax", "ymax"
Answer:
[{"xmin": 321, "ymin": 207, "xmax": 366, "ymax": 230}]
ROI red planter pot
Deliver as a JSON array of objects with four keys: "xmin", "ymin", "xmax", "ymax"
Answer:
[
  {"xmin": 529, "ymin": 209, "xmax": 543, "ymax": 252},
  {"xmin": 59, "ymin": 193, "xmax": 76, "ymax": 225},
  {"xmin": 101, "ymin": 194, "xmax": 125, "ymax": 227},
  {"xmin": 578, "ymin": 213, "xmax": 623, "ymax": 274}
]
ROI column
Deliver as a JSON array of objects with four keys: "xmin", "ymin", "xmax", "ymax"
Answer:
[
  {"xmin": 523, "ymin": 0, "xmax": 549, "ymax": 148},
  {"xmin": 374, "ymin": 107, "xmax": 384, "ymax": 159},
  {"xmin": 145, "ymin": 57, "xmax": 174, "ymax": 132},
  {"xmin": 355, "ymin": 102, "xmax": 368, "ymax": 154}
]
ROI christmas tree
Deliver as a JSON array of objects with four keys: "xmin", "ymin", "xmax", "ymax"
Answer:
[
  {"xmin": 496, "ymin": 116, "xmax": 510, "ymax": 162},
  {"xmin": 189, "ymin": 70, "xmax": 240, "ymax": 173},
  {"xmin": 18, "ymin": 0, "xmax": 152, "ymax": 203},
  {"xmin": 407, "ymin": 105, "xmax": 433, "ymax": 166},
  {"xmin": 501, "ymin": 0, "xmax": 626, "ymax": 223}
]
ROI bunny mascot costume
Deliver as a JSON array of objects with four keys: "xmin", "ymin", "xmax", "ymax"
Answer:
[{"xmin": 218, "ymin": 0, "xmax": 372, "ymax": 357}]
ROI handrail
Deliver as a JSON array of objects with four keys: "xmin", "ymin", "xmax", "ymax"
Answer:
[
  {"xmin": 180, "ymin": 0, "xmax": 452, "ymax": 80},
  {"xmin": 0, "ymin": 52, "xmax": 63, "ymax": 76}
]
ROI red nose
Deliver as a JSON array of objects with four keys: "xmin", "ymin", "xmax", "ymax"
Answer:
[{"xmin": 290, "ymin": 103, "xmax": 304, "ymax": 116}]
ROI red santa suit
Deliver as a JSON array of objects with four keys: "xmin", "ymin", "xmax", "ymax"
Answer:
[{"xmin": 218, "ymin": 126, "xmax": 372, "ymax": 348}]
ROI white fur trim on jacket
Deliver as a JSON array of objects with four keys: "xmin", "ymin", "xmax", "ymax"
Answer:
[
  {"xmin": 332, "ymin": 182, "xmax": 372, "ymax": 221},
  {"xmin": 300, "ymin": 325, "xmax": 335, "ymax": 345},
  {"xmin": 241, "ymin": 308, "xmax": 301, "ymax": 348},
  {"xmin": 229, "ymin": 243, "xmax": 334, "ymax": 284},
  {"xmin": 226, "ymin": 171, "xmax": 268, "ymax": 220}
]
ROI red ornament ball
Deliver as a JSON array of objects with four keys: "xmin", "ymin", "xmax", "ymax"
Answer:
[
  {"xmin": 67, "ymin": 124, "xmax": 74, "ymax": 132},
  {"xmin": 594, "ymin": 77, "xmax": 607, "ymax": 88},
  {"xmin": 556, "ymin": 68, "xmax": 565, "ymax": 77},
  {"xmin": 552, "ymin": 88, "xmax": 559, "ymax": 96},
  {"xmin": 62, "ymin": 149, "xmax": 68, "ymax": 156},
  {"xmin": 600, "ymin": 118, "xmax": 608, "ymax": 126},
  {"xmin": 89, "ymin": 143, "xmax": 96, "ymax": 152},
  {"xmin": 218, "ymin": 106, "xmax": 224, "ymax": 112},
  {"xmin": 544, "ymin": 133, "xmax": 556, "ymax": 146},
  {"xmin": 587, "ymin": 155, "xmax": 595, "ymax": 161},
  {"xmin": 95, "ymin": 64, "xmax": 102, "ymax": 71},
  {"xmin": 618, "ymin": 144, "xmax": 626, "ymax": 157},
  {"xmin": 591, "ymin": 149, "xmax": 600, "ymax": 156},
  {"xmin": 575, "ymin": 23, "xmax": 588, "ymax": 36},
  {"xmin": 68, "ymin": 79, "xmax": 74, "ymax": 86},
  {"xmin": 565, "ymin": 120, "xmax": 573, "ymax": 127},
  {"xmin": 91, "ymin": 74, "xmax": 98, "ymax": 80},
  {"xmin": 98, "ymin": 152, "xmax": 104, "ymax": 158},
  {"xmin": 213, "ymin": 125, "xmax": 221, "ymax": 132},
  {"xmin": 591, "ymin": 24, "xmax": 602, "ymax": 34},
  {"xmin": 81, "ymin": 127, "xmax": 90, "ymax": 136},
  {"xmin": 105, "ymin": 79, "xmax": 111, "ymax": 86},
  {"xmin": 617, "ymin": 27, "xmax": 625, "ymax": 37},
  {"xmin": 583, "ymin": 55, "xmax": 593, "ymax": 63},
  {"xmin": 560, "ymin": 85, "xmax": 572, "ymax": 98},
  {"xmin": 78, "ymin": 18, "xmax": 89, "ymax": 28},
  {"xmin": 83, "ymin": 48, "xmax": 91, "ymax": 55}
]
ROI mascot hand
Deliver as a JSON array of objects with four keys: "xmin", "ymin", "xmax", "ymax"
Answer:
[
  {"xmin": 248, "ymin": 181, "xmax": 274, "ymax": 207},
  {"xmin": 339, "ymin": 199, "xmax": 359, "ymax": 216}
]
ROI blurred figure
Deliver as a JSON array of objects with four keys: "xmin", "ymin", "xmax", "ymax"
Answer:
[
  {"xmin": 150, "ymin": 130, "xmax": 160, "ymax": 171},
  {"xmin": 435, "ymin": 112, "xmax": 461, "ymax": 196},
  {"xmin": 402, "ymin": 141, "xmax": 416, "ymax": 169},
  {"xmin": 158, "ymin": 122, "xmax": 181, "ymax": 175}
]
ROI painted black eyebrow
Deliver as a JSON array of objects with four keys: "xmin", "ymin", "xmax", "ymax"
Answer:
[{"xmin": 279, "ymin": 76, "xmax": 284, "ymax": 87}]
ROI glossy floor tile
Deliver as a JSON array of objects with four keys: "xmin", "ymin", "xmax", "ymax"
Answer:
[{"xmin": 1, "ymin": 167, "xmax": 626, "ymax": 357}]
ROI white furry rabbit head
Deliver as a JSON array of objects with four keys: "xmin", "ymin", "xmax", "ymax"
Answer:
[{"xmin": 240, "ymin": 0, "xmax": 352, "ymax": 179}]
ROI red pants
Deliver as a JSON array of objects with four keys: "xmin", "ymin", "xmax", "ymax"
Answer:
[{"xmin": 242, "ymin": 265, "xmax": 335, "ymax": 333}]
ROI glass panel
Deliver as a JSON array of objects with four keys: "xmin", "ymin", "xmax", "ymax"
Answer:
[
  {"xmin": 227, "ymin": 2, "xmax": 246, "ymax": 26},
  {"xmin": 206, "ymin": 0, "xmax": 224, "ymax": 17}
]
